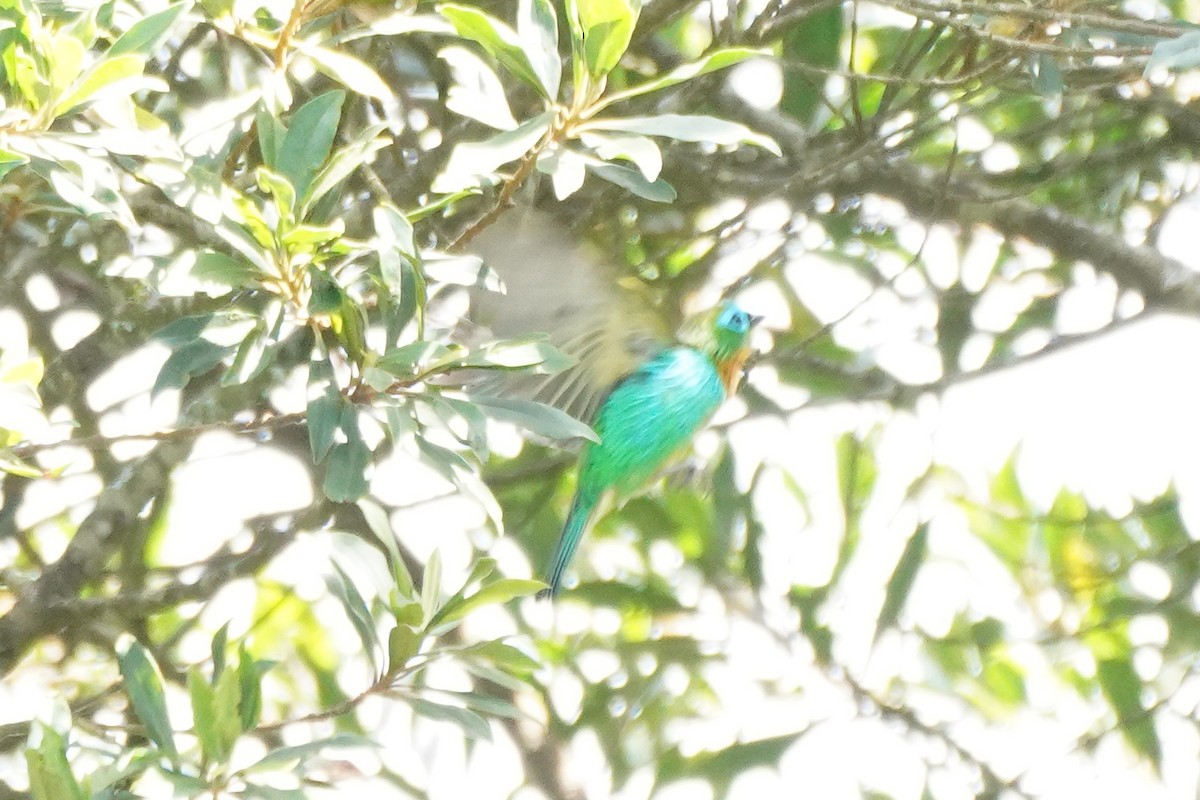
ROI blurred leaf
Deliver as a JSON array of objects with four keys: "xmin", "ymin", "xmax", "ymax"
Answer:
[
  {"xmin": 109, "ymin": 1, "xmax": 192, "ymax": 56},
  {"xmin": 304, "ymin": 123, "xmax": 389, "ymax": 215},
  {"xmin": 117, "ymin": 640, "xmax": 178, "ymax": 761},
  {"xmin": 575, "ymin": 0, "xmax": 639, "ymax": 76},
  {"xmin": 152, "ymin": 339, "xmax": 234, "ymax": 397},
  {"xmin": 211, "ymin": 623, "xmax": 229, "ymax": 678},
  {"xmin": 578, "ymin": 131, "xmax": 662, "ymax": 181},
  {"xmin": 409, "ymin": 697, "xmax": 492, "ymax": 740},
  {"xmin": 875, "ymin": 524, "xmax": 927, "ymax": 639},
  {"xmin": 302, "ymin": 45, "xmax": 394, "ymax": 101},
  {"xmin": 152, "ymin": 314, "xmax": 214, "ymax": 347},
  {"xmin": 424, "ymin": 254, "xmax": 506, "ymax": 291},
  {"xmin": 0, "ymin": 147, "xmax": 30, "ymax": 179},
  {"xmin": 518, "ymin": 0, "xmax": 560, "ymax": 99},
  {"xmin": 438, "ymin": 3, "xmax": 549, "ymax": 96},
  {"xmin": 192, "ymin": 250, "xmax": 260, "ymax": 288},
  {"xmin": 1145, "ymin": 30, "xmax": 1200, "ymax": 75},
  {"xmin": 581, "ymin": 114, "xmax": 780, "ymax": 154},
  {"xmin": 307, "ymin": 354, "xmax": 342, "ymax": 463},
  {"xmin": 26, "ymin": 723, "xmax": 85, "ymax": 800},
  {"xmin": 328, "ymin": 561, "xmax": 380, "ymax": 673},
  {"xmin": 537, "ymin": 146, "xmax": 588, "ymax": 199},
  {"xmin": 603, "ymin": 47, "xmax": 765, "ymax": 106},
  {"xmin": 468, "ymin": 395, "xmax": 599, "ymax": 442},
  {"xmin": 659, "ymin": 734, "xmax": 797, "ymax": 790},
  {"xmin": 432, "ymin": 111, "xmax": 552, "ymax": 192},
  {"xmin": 431, "ymin": 578, "xmax": 544, "ymax": 629},
  {"xmin": 277, "ymin": 90, "xmax": 345, "ymax": 199},
  {"xmin": 324, "ymin": 437, "xmax": 371, "ymax": 502},
  {"xmin": 240, "ymin": 734, "xmax": 375, "ymax": 773},
  {"xmin": 781, "ymin": 6, "xmax": 841, "ymax": 125},
  {"xmin": 357, "ymin": 498, "xmax": 415, "ymax": 597},
  {"xmin": 187, "ymin": 669, "xmax": 220, "ymax": 763},
  {"xmin": 585, "ymin": 158, "xmax": 676, "ymax": 202},
  {"xmin": 1097, "ymin": 656, "xmax": 1161, "ymax": 768},
  {"xmin": 53, "ymin": 53, "xmax": 145, "ymax": 117},
  {"xmin": 421, "ymin": 549, "xmax": 443, "ymax": 624},
  {"xmin": 237, "ymin": 645, "xmax": 267, "ymax": 730},
  {"xmin": 388, "ymin": 624, "xmax": 422, "ymax": 671}
]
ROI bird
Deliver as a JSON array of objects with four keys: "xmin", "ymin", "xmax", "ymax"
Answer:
[{"xmin": 538, "ymin": 300, "xmax": 760, "ymax": 598}]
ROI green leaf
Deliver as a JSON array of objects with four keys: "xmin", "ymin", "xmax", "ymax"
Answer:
[
  {"xmin": 237, "ymin": 645, "xmax": 266, "ymax": 730},
  {"xmin": 302, "ymin": 45, "xmax": 394, "ymax": 101},
  {"xmin": 377, "ymin": 341, "xmax": 462, "ymax": 377},
  {"xmin": 581, "ymin": 114, "xmax": 780, "ymax": 154},
  {"xmin": 108, "ymin": 1, "xmax": 193, "ymax": 56},
  {"xmin": 257, "ymin": 106, "xmax": 285, "ymax": 170},
  {"xmin": 211, "ymin": 623, "xmax": 229, "ymax": 679},
  {"xmin": 192, "ymin": 250, "xmax": 260, "ymax": 288},
  {"xmin": 303, "ymin": 123, "xmax": 389, "ymax": 215},
  {"xmin": 323, "ymin": 438, "xmax": 371, "ymax": 502},
  {"xmin": 1097, "ymin": 657, "xmax": 1161, "ymax": 767},
  {"xmin": 26, "ymin": 724, "xmax": 85, "ymax": 800},
  {"xmin": 118, "ymin": 640, "xmax": 178, "ymax": 761},
  {"xmin": 152, "ymin": 314, "xmax": 214, "ymax": 347},
  {"xmin": 584, "ymin": 159, "xmax": 676, "ymax": 202},
  {"xmin": 53, "ymin": 53, "xmax": 146, "ymax": 117},
  {"xmin": 357, "ymin": 498, "xmax": 415, "ymax": 597},
  {"xmin": 188, "ymin": 669, "xmax": 219, "ymax": 763},
  {"xmin": 328, "ymin": 562, "xmax": 380, "ymax": 673},
  {"xmin": 781, "ymin": 7, "xmax": 840, "ymax": 125},
  {"xmin": 518, "ymin": 0, "xmax": 561, "ymax": 99},
  {"xmin": 576, "ymin": 0, "xmax": 639, "ymax": 76},
  {"xmin": 421, "ymin": 549, "xmax": 442, "ymax": 624},
  {"xmin": 431, "ymin": 578, "xmax": 543, "ymax": 629},
  {"xmin": 256, "ymin": 165, "xmax": 297, "ymax": 220},
  {"xmin": 438, "ymin": 3, "xmax": 549, "ymax": 96},
  {"xmin": 210, "ymin": 664, "xmax": 244, "ymax": 762},
  {"xmin": 600, "ymin": 47, "xmax": 766, "ymax": 108},
  {"xmin": 537, "ymin": 146, "xmax": 587, "ymax": 199},
  {"xmin": 461, "ymin": 337, "xmax": 576, "ymax": 373},
  {"xmin": 152, "ymin": 340, "xmax": 234, "ymax": 397},
  {"xmin": 431, "ymin": 111, "xmax": 553, "ymax": 193},
  {"xmin": 468, "ymin": 395, "xmax": 599, "ymax": 442},
  {"xmin": 240, "ymin": 734, "xmax": 374, "ymax": 773},
  {"xmin": 875, "ymin": 524, "xmax": 927, "ymax": 639},
  {"xmin": 409, "ymin": 698, "xmax": 492, "ymax": 741},
  {"xmin": 388, "ymin": 624, "xmax": 422, "ymax": 671},
  {"xmin": 277, "ymin": 90, "xmax": 345, "ymax": 200},
  {"xmin": 578, "ymin": 131, "xmax": 661, "ymax": 180},
  {"xmin": 307, "ymin": 354, "xmax": 342, "ymax": 463},
  {"xmin": 0, "ymin": 147, "xmax": 30, "ymax": 180},
  {"xmin": 1145, "ymin": 30, "xmax": 1200, "ymax": 75}
]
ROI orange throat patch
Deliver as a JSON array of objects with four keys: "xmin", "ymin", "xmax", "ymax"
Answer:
[{"xmin": 717, "ymin": 348, "xmax": 751, "ymax": 394}]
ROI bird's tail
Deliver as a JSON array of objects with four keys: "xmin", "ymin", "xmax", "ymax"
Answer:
[{"xmin": 538, "ymin": 492, "xmax": 597, "ymax": 600}]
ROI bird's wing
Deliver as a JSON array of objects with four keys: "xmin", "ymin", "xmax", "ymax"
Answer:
[{"xmin": 468, "ymin": 203, "xmax": 669, "ymax": 423}]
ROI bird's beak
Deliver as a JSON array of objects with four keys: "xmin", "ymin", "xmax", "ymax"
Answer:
[{"xmin": 749, "ymin": 314, "xmax": 765, "ymax": 327}]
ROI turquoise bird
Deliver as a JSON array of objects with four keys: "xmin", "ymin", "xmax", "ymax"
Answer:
[{"xmin": 539, "ymin": 301, "xmax": 760, "ymax": 598}]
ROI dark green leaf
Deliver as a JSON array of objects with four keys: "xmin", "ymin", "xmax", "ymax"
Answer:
[
  {"xmin": 152, "ymin": 339, "xmax": 234, "ymax": 397},
  {"xmin": 237, "ymin": 645, "xmax": 266, "ymax": 730},
  {"xmin": 152, "ymin": 314, "xmax": 214, "ymax": 347},
  {"xmin": 875, "ymin": 524, "xmax": 927, "ymax": 639},
  {"xmin": 118, "ymin": 640, "xmax": 178, "ymax": 760},
  {"xmin": 307, "ymin": 354, "xmax": 342, "ymax": 464},
  {"xmin": 781, "ymin": 6, "xmax": 841, "ymax": 125},
  {"xmin": 323, "ymin": 438, "xmax": 371, "ymax": 502},
  {"xmin": 1097, "ymin": 657, "xmax": 1161, "ymax": 767}
]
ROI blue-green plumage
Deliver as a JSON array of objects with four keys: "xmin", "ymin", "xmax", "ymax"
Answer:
[{"xmin": 540, "ymin": 302, "xmax": 758, "ymax": 598}]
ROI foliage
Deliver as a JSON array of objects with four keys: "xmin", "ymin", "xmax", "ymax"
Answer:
[{"xmin": 1, "ymin": 0, "xmax": 1199, "ymax": 796}]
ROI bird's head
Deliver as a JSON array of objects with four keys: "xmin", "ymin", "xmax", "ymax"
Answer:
[{"xmin": 710, "ymin": 300, "xmax": 760, "ymax": 362}]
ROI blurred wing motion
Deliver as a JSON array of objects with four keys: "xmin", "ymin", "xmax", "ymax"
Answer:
[
  {"xmin": 540, "ymin": 301, "xmax": 759, "ymax": 597},
  {"xmin": 468, "ymin": 204, "xmax": 668, "ymax": 423}
]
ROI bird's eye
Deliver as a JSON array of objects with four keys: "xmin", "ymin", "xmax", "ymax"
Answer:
[{"xmin": 733, "ymin": 312, "xmax": 749, "ymax": 330}]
